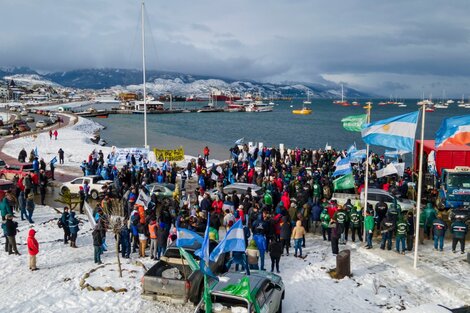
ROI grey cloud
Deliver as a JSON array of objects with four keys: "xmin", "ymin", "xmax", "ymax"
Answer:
[{"xmin": 1, "ymin": 0, "xmax": 470, "ymax": 97}]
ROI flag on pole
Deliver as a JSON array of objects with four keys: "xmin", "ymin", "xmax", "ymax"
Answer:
[
  {"xmin": 350, "ymin": 149, "xmax": 366, "ymax": 163},
  {"xmin": 136, "ymin": 190, "xmax": 151, "ymax": 209},
  {"xmin": 361, "ymin": 111, "xmax": 419, "ymax": 152},
  {"xmin": 435, "ymin": 115, "xmax": 470, "ymax": 148},
  {"xmin": 235, "ymin": 137, "xmax": 245, "ymax": 145},
  {"xmin": 384, "ymin": 150, "xmax": 410, "ymax": 158},
  {"xmin": 178, "ymin": 247, "xmax": 200, "ymax": 271},
  {"xmin": 195, "ymin": 215, "xmax": 216, "ymax": 313},
  {"xmin": 332, "ymin": 156, "xmax": 352, "ymax": 177},
  {"xmin": 176, "ymin": 228, "xmax": 204, "ymax": 247},
  {"xmin": 34, "ymin": 147, "xmax": 38, "ymax": 157},
  {"xmin": 341, "ymin": 114, "xmax": 367, "ymax": 132},
  {"xmin": 333, "ymin": 173, "xmax": 355, "ymax": 191},
  {"xmin": 209, "ymin": 219, "xmax": 246, "ymax": 262},
  {"xmin": 376, "ymin": 163, "xmax": 398, "ymax": 178},
  {"xmin": 50, "ymin": 156, "xmax": 58, "ymax": 165},
  {"xmin": 346, "ymin": 144, "xmax": 357, "ymax": 156}
]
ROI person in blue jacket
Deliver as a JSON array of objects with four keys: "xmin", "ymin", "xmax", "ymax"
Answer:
[
  {"xmin": 253, "ymin": 224, "xmax": 267, "ymax": 271},
  {"xmin": 311, "ymin": 203, "xmax": 323, "ymax": 234},
  {"xmin": 119, "ymin": 220, "xmax": 131, "ymax": 258},
  {"xmin": 432, "ymin": 213, "xmax": 447, "ymax": 251},
  {"xmin": 32, "ymin": 157, "xmax": 39, "ymax": 173},
  {"xmin": 68, "ymin": 212, "xmax": 79, "ymax": 248}
]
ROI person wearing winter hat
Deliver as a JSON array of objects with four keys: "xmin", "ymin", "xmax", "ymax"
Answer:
[
  {"xmin": 27, "ymin": 229, "xmax": 39, "ymax": 270},
  {"xmin": 5, "ymin": 214, "xmax": 20, "ymax": 255}
]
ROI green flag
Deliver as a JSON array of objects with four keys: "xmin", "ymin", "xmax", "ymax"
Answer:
[
  {"xmin": 178, "ymin": 247, "xmax": 200, "ymax": 272},
  {"xmin": 333, "ymin": 173, "xmax": 355, "ymax": 191},
  {"xmin": 341, "ymin": 114, "xmax": 367, "ymax": 132},
  {"xmin": 222, "ymin": 276, "xmax": 260, "ymax": 313}
]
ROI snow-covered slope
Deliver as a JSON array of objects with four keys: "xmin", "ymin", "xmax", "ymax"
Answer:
[{"xmin": 3, "ymin": 74, "xmax": 61, "ymax": 87}]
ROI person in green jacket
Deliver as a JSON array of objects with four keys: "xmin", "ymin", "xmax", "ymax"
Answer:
[
  {"xmin": 0, "ymin": 197, "xmax": 13, "ymax": 221},
  {"xmin": 423, "ymin": 203, "xmax": 436, "ymax": 240},
  {"xmin": 395, "ymin": 216, "xmax": 409, "ymax": 254},
  {"xmin": 364, "ymin": 210, "xmax": 375, "ymax": 249},
  {"xmin": 264, "ymin": 190, "xmax": 273, "ymax": 209},
  {"xmin": 419, "ymin": 209, "xmax": 426, "ymax": 244},
  {"xmin": 349, "ymin": 209, "xmax": 363, "ymax": 242},
  {"xmin": 320, "ymin": 208, "xmax": 331, "ymax": 241}
]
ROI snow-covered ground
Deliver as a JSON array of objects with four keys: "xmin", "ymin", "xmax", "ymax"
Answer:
[
  {"xmin": 2, "ymin": 116, "xmax": 222, "ymax": 172},
  {"xmin": 1, "ymin": 206, "xmax": 468, "ymax": 313}
]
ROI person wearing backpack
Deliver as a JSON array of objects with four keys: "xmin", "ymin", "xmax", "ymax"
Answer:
[{"xmin": 68, "ymin": 212, "xmax": 79, "ymax": 248}]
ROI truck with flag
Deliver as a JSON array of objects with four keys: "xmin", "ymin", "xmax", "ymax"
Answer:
[
  {"xmin": 414, "ymin": 140, "xmax": 470, "ymax": 212},
  {"xmin": 141, "ymin": 240, "xmax": 228, "ymax": 304}
]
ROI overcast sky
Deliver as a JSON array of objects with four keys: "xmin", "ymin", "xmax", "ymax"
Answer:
[{"xmin": 1, "ymin": 0, "xmax": 470, "ymax": 97}]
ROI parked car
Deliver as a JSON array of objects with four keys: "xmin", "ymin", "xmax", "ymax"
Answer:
[
  {"xmin": 194, "ymin": 271, "xmax": 285, "ymax": 313},
  {"xmin": 146, "ymin": 183, "xmax": 175, "ymax": 200},
  {"xmin": 142, "ymin": 241, "xmax": 228, "ymax": 305},
  {"xmin": 0, "ymin": 163, "xmax": 52, "ymax": 180},
  {"xmin": 17, "ymin": 124, "xmax": 31, "ymax": 132},
  {"xmin": 25, "ymin": 116, "xmax": 35, "ymax": 122},
  {"xmin": 20, "ymin": 110, "xmax": 28, "ymax": 116},
  {"xmin": 223, "ymin": 183, "xmax": 263, "ymax": 198},
  {"xmin": 60, "ymin": 175, "xmax": 113, "ymax": 200},
  {"xmin": 0, "ymin": 128, "xmax": 10, "ymax": 136},
  {"xmin": 35, "ymin": 120, "xmax": 47, "ymax": 128},
  {"xmin": 332, "ymin": 188, "xmax": 416, "ymax": 212}
]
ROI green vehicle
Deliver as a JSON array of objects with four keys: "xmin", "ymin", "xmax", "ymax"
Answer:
[
  {"xmin": 147, "ymin": 183, "xmax": 175, "ymax": 200},
  {"xmin": 194, "ymin": 271, "xmax": 285, "ymax": 313}
]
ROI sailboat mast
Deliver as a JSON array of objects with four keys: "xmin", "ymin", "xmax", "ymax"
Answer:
[
  {"xmin": 141, "ymin": 0, "xmax": 148, "ymax": 148},
  {"xmin": 341, "ymin": 84, "xmax": 344, "ymax": 102}
]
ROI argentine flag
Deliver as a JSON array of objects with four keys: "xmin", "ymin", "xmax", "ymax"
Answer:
[
  {"xmin": 435, "ymin": 115, "xmax": 470, "ymax": 148},
  {"xmin": 361, "ymin": 111, "xmax": 419, "ymax": 152},
  {"xmin": 176, "ymin": 228, "xmax": 204, "ymax": 247},
  {"xmin": 209, "ymin": 219, "xmax": 246, "ymax": 262},
  {"xmin": 332, "ymin": 156, "xmax": 352, "ymax": 177}
]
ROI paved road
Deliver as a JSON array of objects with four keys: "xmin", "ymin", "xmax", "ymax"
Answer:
[{"xmin": 0, "ymin": 112, "xmax": 78, "ymax": 183}]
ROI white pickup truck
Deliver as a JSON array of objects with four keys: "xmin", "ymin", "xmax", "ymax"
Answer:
[{"xmin": 332, "ymin": 188, "xmax": 416, "ymax": 212}]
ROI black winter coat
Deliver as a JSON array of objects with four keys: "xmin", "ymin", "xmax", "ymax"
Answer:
[
  {"xmin": 269, "ymin": 240, "xmax": 282, "ymax": 258},
  {"xmin": 92, "ymin": 229, "xmax": 103, "ymax": 246},
  {"xmin": 5, "ymin": 220, "xmax": 18, "ymax": 236}
]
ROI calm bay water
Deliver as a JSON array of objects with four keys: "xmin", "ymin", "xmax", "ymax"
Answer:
[{"xmin": 92, "ymin": 99, "xmax": 469, "ymax": 160}]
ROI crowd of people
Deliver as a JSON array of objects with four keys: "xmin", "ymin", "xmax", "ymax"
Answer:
[{"xmin": 1, "ymin": 143, "xmax": 468, "ymax": 273}]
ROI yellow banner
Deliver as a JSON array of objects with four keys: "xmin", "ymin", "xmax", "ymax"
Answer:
[{"xmin": 154, "ymin": 147, "xmax": 185, "ymax": 161}]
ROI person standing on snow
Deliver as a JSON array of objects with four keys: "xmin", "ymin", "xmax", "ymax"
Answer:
[
  {"xmin": 291, "ymin": 220, "xmax": 305, "ymax": 258},
  {"xmin": 61, "ymin": 207, "xmax": 70, "ymax": 244},
  {"xmin": 432, "ymin": 213, "xmax": 447, "ymax": 252},
  {"xmin": 451, "ymin": 217, "xmax": 468, "ymax": 254},
  {"xmin": 395, "ymin": 216, "xmax": 408, "ymax": 254},
  {"xmin": 68, "ymin": 212, "xmax": 79, "ymax": 248},
  {"xmin": 5, "ymin": 214, "xmax": 20, "ymax": 255},
  {"xmin": 320, "ymin": 206, "xmax": 331, "ymax": 241},
  {"xmin": 92, "ymin": 224, "xmax": 103, "ymax": 264},
  {"xmin": 329, "ymin": 217, "xmax": 340, "ymax": 255},
  {"xmin": 53, "ymin": 129, "xmax": 58, "ymax": 140},
  {"xmin": 364, "ymin": 210, "xmax": 375, "ymax": 249},
  {"xmin": 380, "ymin": 213, "xmax": 395, "ymax": 251},
  {"xmin": 27, "ymin": 229, "xmax": 39, "ymax": 270},
  {"xmin": 58, "ymin": 148, "xmax": 65, "ymax": 164},
  {"xmin": 269, "ymin": 238, "xmax": 282, "ymax": 273}
]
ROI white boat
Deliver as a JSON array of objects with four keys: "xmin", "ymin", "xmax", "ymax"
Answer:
[
  {"xmin": 398, "ymin": 103, "xmax": 407, "ymax": 107},
  {"xmin": 245, "ymin": 101, "xmax": 273, "ymax": 112},
  {"xmin": 446, "ymin": 99, "xmax": 454, "ymax": 105},
  {"xmin": 434, "ymin": 103, "xmax": 448, "ymax": 109},
  {"xmin": 303, "ymin": 91, "xmax": 312, "ymax": 105}
]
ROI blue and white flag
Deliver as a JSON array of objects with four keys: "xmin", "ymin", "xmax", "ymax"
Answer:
[
  {"xmin": 195, "ymin": 215, "xmax": 215, "ymax": 277},
  {"xmin": 346, "ymin": 144, "xmax": 357, "ymax": 156},
  {"xmin": 332, "ymin": 156, "xmax": 352, "ymax": 177},
  {"xmin": 176, "ymin": 228, "xmax": 204, "ymax": 247},
  {"xmin": 350, "ymin": 149, "xmax": 367, "ymax": 162},
  {"xmin": 210, "ymin": 219, "xmax": 246, "ymax": 262},
  {"xmin": 50, "ymin": 156, "xmax": 57, "ymax": 165},
  {"xmin": 361, "ymin": 111, "xmax": 419, "ymax": 152},
  {"xmin": 384, "ymin": 150, "xmax": 410, "ymax": 158},
  {"xmin": 235, "ymin": 137, "xmax": 245, "ymax": 145},
  {"xmin": 34, "ymin": 147, "xmax": 38, "ymax": 157}
]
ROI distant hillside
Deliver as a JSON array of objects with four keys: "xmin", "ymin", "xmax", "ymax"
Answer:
[{"xmin": 0, "ymin": 67, "xmax": 376, "ymax": 99}]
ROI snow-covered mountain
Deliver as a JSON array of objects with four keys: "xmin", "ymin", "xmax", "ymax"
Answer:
[
  {"xmin": 1, "ymin": 67, "xmax": 375, "ymax": 98},
  {"xmin": 2, "ymin": 74, "xmax": 61, "ymax": 87}
]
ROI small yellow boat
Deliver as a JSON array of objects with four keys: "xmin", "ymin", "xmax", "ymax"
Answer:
[{"xmin": 292, "ymin": 107, "xmax": 312, "ymax": 115}]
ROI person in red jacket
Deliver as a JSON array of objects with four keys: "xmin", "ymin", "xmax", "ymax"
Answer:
[
  {"xmin": 281, "ymin": 191, "xmax": 291, "ymax": 211},
  {"xmin": 27, "ymin": 229, "xmax": 39, "ymax": 271},
  {"xmin": 211, "ymin": 196, "xmax": 224, "ymax": 215},
  {"xmin": 327, "ymin": 200, "xmax": 338, "ymax": 219}
]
